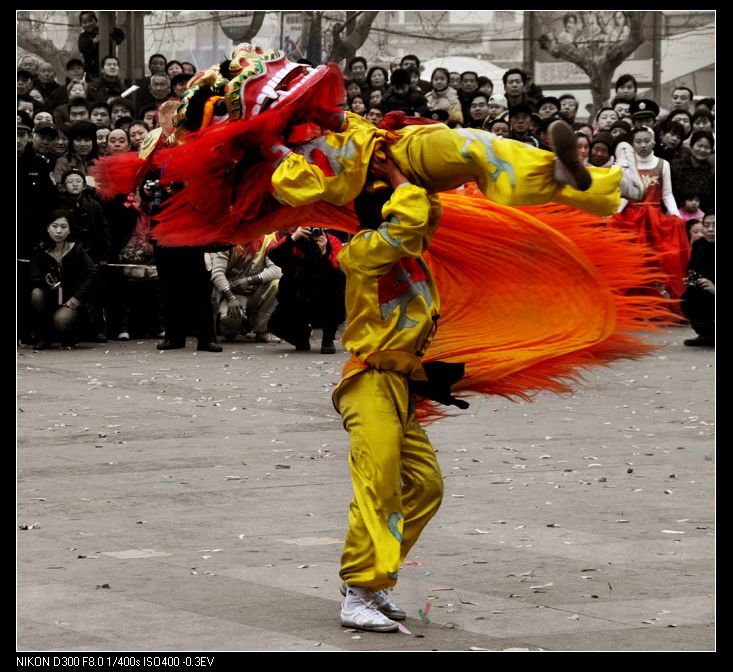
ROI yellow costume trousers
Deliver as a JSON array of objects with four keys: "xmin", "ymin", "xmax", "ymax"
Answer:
[
  {"xmin": 336, "ymin": 369, "xmax": 444, "ymax": 591},
  {"xmin": 393, "ymin": 126, "xmax": 623, "ymax": 217},
  {"xmin": 273, "ymin": 113, "xmax": 623, "ymax": 217}
]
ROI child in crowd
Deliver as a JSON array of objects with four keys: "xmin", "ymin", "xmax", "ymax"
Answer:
[{"xmin": 678, "ymin": 194, "xmax": 705, "ymax": 224}]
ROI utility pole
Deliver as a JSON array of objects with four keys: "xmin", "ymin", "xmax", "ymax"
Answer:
[
  {"xmin": 306, "ymin": 11, "xmax": 323, "ymax": 65},
  {"xmin": 653, "ymin": 11, "xmax": 663, "ymax": 103},
  {"xmin": 97, "ymin": 11, "xmax": 113, "ymax": 69},
  {"xmin": 212, "ymin": 12, "xmax": 220, "ymax": 62},
  {"xmin": 117, "ymin": 11, "xmax": 145, "ymax": 87},
  {"xmin": 523, "ymin": 11, "xmax": 534, "ymax": 75}
]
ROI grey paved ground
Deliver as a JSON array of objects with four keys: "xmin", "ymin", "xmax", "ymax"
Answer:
[{"xmin": 16, "ymin": 326, "xmax": 714, "ymax": 653}]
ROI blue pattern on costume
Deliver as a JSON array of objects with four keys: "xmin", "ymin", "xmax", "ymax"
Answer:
[
  {"xmin": 297, "ymin": 136, "xmax": 357, "ymax": 175},
  {"xmin": 387, "ymin": 511, "xmax": 404, "ymax": 543},
  {"xmin": 378, "ymin": 216, "xmax": 402, "ymax": 248},
  {"xmin": 456, "ymin": 128, "xmax": 516, "ymax": 189},
  {"xmin": 379, "ymin": 262, "xmax": 432, "ymax": 331}
]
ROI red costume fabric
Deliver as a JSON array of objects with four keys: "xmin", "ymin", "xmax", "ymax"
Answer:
[{"xmin": 609, "ymin": 161, "xmax": 690, "ymax": 300}]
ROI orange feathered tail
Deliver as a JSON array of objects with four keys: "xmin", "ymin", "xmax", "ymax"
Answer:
[
  {"xmin": 411, "ymin": 197, "xmax": 676, "ymax": 419},
  {"xmin": 304, "ymin": 195, "xmax": 675, "ymax": 419},
  {"xmin": 92, "ymin": 144, "xmax": 677, "ymax": 414}
]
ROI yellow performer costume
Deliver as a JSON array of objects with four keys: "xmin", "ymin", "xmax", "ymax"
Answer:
[
  {"xmin": 272, "ymin": 112, "xmax": 622, "ymax": 217},
  {"xmin": 332, "ymin": 182, "xmax": 444, "ymax": 591},
  {"xmin": 93, "ymin": 45, "xmax": 677, "ymax": 633}
]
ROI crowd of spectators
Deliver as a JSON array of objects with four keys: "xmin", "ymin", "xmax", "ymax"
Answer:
[{"xmin": 17, "ymin": 15, "xmax": 715, "ymax": 350}]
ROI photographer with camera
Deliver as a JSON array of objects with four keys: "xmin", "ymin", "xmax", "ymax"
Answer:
[
  {"xmin": 143, "ymin": 175, "xmax": 222, "ymax": 352},
  {"xmin": 30, "ymin": 210, "xmax": 97, "ymax": 349},
  {"xmin": 267, "ymin": 226, "xmax": 346, "ymax": 354},
  {"xmin": 681, "ymin": 211, "xmax": 715, "ymax": 347}
]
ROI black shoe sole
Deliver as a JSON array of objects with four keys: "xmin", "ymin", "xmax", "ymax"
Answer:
[{"xmin": 550, "ymin": 120, "xmax": 592, "ymax": 191}]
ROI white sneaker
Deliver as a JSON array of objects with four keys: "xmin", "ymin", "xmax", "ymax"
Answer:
[
  {"xmin": 615, "ymin": 141, "xmax": 646, "ymax": 201},
  {"xmin": 255, "ymin": 332, "xmax": 281, "ymax": 343},
  {"xmin": 117, "ymin": 332, "xmax": 130, "ymax": 341},
  {"xmin": 340, "ymin": 586, "xmax": 399, "ymax": 632},
  {"xmin": 340, "ymin": 582, "xmax": 406, "ymax": 621}
]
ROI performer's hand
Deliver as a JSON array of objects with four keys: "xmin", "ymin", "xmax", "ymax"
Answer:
[
  {"xmin": 370, "ymin": 150, "xmax": 409, "ymax": 190},
  {"xmin": 64, "ymin": 297, "xmax": 80, "ymax": 310}
]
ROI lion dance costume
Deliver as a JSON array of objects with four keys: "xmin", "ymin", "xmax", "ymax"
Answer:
[{"xmin": 93, "ymin": 44, "xmax": 675, "ymax": 612}]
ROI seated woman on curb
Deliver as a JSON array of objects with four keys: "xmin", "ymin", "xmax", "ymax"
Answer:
[{"xmin": 30, "ymin": 210, "xmax": 97, "ymax": 349}]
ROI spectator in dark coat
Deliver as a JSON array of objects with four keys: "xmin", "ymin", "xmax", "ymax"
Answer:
[
  {"xmin": 400, "ymin": 54, "xmax": 431, "ymax": 93},
  {"xmin": 87, "ymin": 55, "xmax": 125, "ymax": 103},
  {"xmin": 672, "ymin": 130, "xmax": 715, "ymax": 213},
  {"xmin": 347, "ymin": 56, "xmax": 370, "ymax": 98},
  {"xmin": 78, "ymin": 10, "xmax": 125, "ymax": 79},
  {"xmin": 382, "ymin": 69, "xmax": 428, "ymax": 116},
  {"xmin": 681, "ymin": 211, "xmax": 715, "ymax": 347},
  {"xmin": 267, "ymin": 227, "xmax": 346, "ymax": 354},
  {"xmin": 18, "ymin": 112, "xmax": 59, "ymax": 344},
  {"xmin": 466, "ymin": 92, "xmax": 491, "ymax": 128},
  {"xmin": 30, "ymin": 210, "xmax": 98, "ymax": 348},
  {"xmin": 503, "ymin": 68, "xmax": 533, "ymax": 110},
  {"xmin": 59, "ymin": 167, "xmax": 111, "ymax": 341},
  {"xmin": 457, "ymin": 71, "xmax": 480, "ymax": 123},
  {"xmin": 34, "ymin": 62, "xmax": 63, "ymax": 107}
]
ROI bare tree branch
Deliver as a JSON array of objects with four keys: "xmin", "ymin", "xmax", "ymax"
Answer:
[
  {"xmin": 329, "ymin": 11, "xmax": 379, "ymax": 63},
  {"xmin": 537, "ymin": 11, "xmax": 647, "ymax": 114},
  {"xmin": 17, "ymin": 10, "xmax": 81, "ymax": 75},
  {"xmin": 217, "ymin": 11, "xmax": 266, "ymax": 43}
]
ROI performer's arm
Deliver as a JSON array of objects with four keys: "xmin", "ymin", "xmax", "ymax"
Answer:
[
  {"xmin": 267, "ymin": 113, "xmax": 374, "ymax": 208},
  {"xmin": 344, "ymin": 155, "xmax": 432, "ymax": 275},
  {"xmin": 271, "ymin": 150, "xmax": 370, "ymax": 208}
]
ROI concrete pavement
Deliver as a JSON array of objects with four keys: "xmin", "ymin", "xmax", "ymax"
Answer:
[{"xmin": 16, "ymin": 327, "xmax": 715, "ymax": 652}]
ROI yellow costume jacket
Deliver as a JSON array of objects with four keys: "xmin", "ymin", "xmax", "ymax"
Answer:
[{"xmin": 333, "ymin": 183, "xmax": 441, "ymax": 407}]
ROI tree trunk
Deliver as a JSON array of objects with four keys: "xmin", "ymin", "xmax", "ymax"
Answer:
[
  {"xmin": 306, "ymin": 11, "xmax": 323, "ymax": 64},
  {"xmin": 237, "ymin": 11, "xmax": 265, "ymax": 43},
  {"xmin": 217, "ymin": 11, "xmax": 266, "ymax": 43},
  {"xmin": 17, "ymin": 10, "xmax": 81, "ymax": 76},
  {"xmin": 328, "ymin": 11, "xmax": 380, "ymax": 64},
  {"xmin": 536, "ymin": 11, "xmax": 646, "ymax": 118}
]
